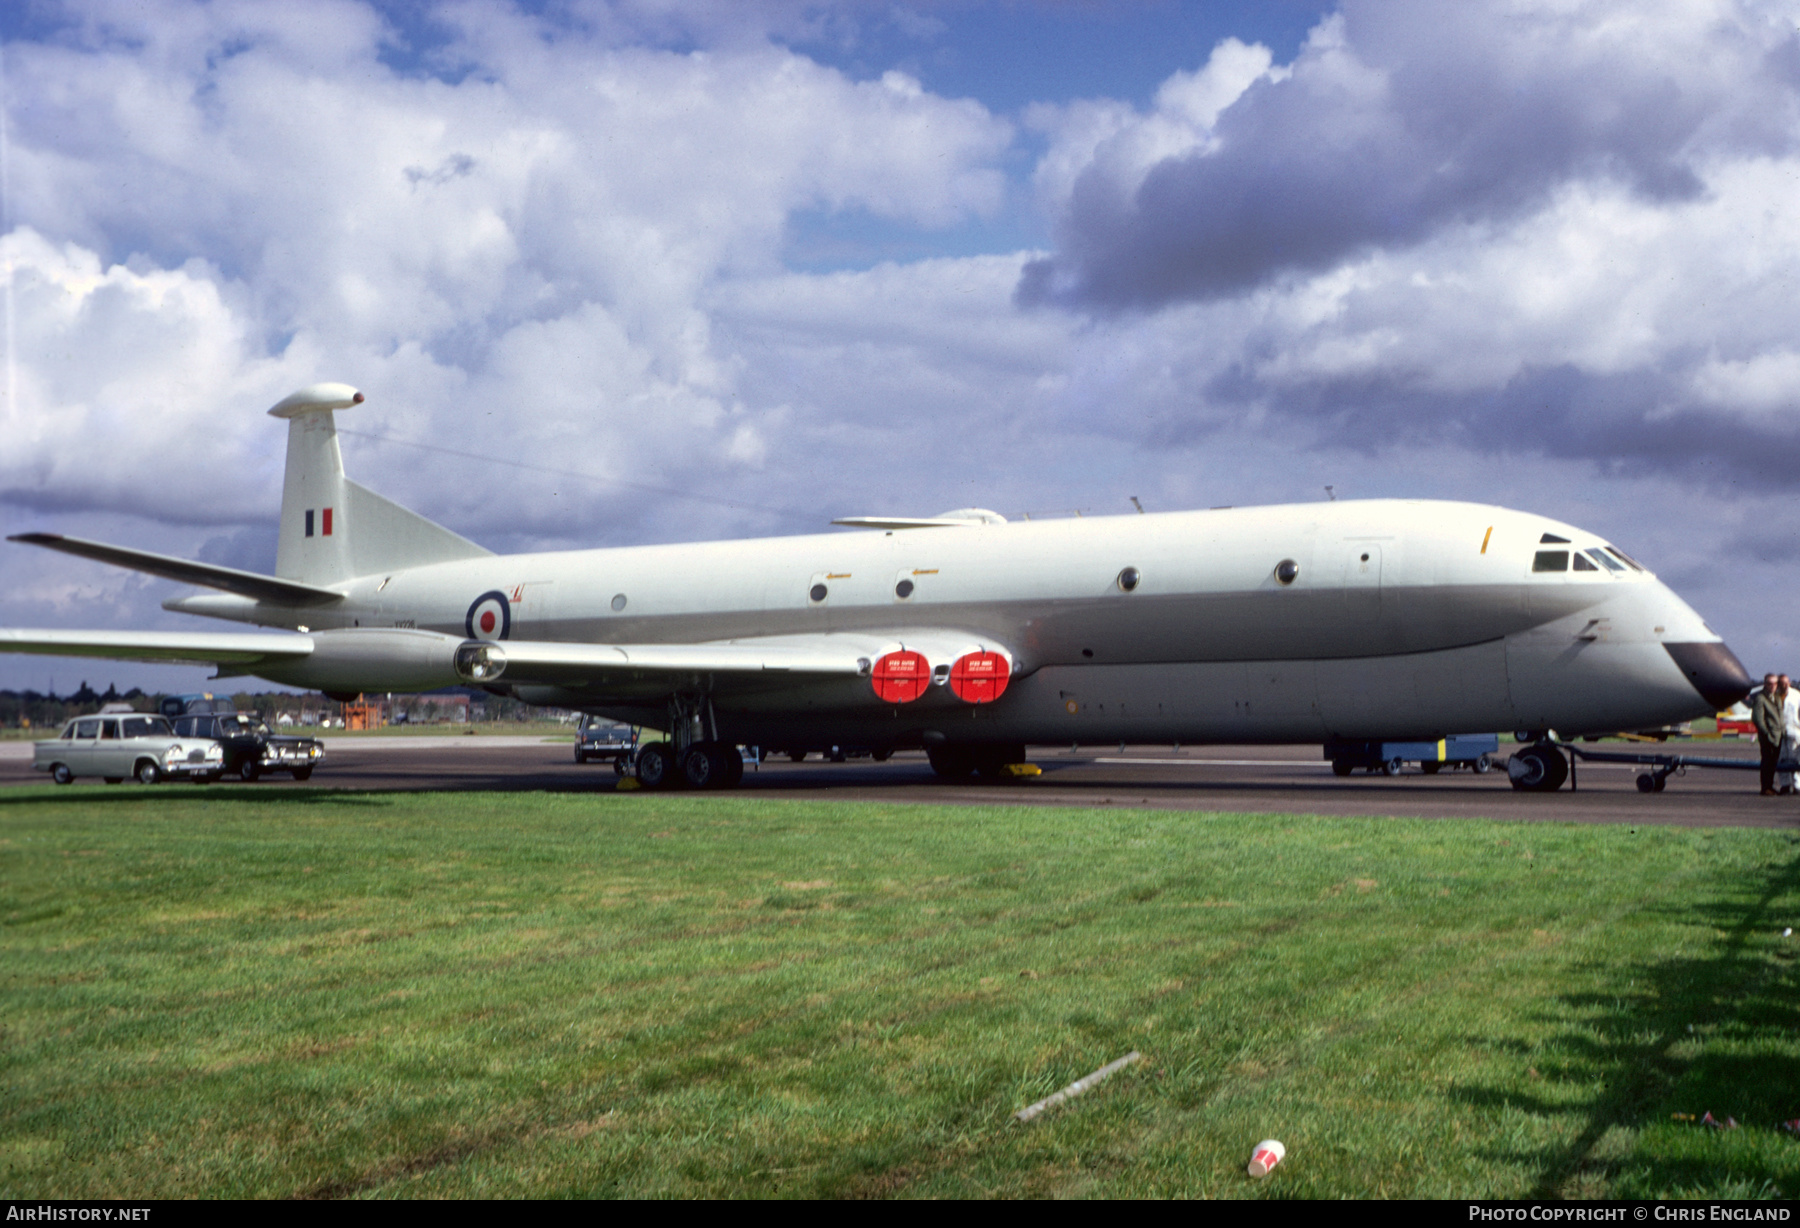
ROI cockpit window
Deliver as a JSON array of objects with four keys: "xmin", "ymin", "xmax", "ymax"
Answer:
[
  {"xmin": 1573, "ymin": 553, "xmax": 1598, "ymax": 571},
  {"xmin": 1587, "ymin": 549, "xmax": 1625, "ymax": 573},
  {"xmin": 1533, "ymin": 551, "xmax": 1570, "ymax": 572},
  {"xmin": 1540, "ymin": 533, "xmax": 1570, "ymax": 544},
  {"xmin": 1604, "ymin": 546, "xmax": 1645, "ymax": 572}
]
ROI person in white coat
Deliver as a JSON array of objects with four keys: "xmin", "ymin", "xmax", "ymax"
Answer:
[{"xmin": 1780, "ymin": 674, "xmax": 1800, "ymax": 794}]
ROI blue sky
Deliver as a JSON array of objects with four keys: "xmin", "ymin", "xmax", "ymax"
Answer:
[{"xmin": 2, "ymin": 0, "xmax": 1798, "ymax": 695}]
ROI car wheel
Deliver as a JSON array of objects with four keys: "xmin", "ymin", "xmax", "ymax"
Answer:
[
  {"xmin": 52, "ymin": 764, "xmax": 74, "ymax": 785},
  {"xmin": 291, "ymin": 767, "xmax": 312, "ymax": 782},
  {"xmin": 103, "ymin": 777, "xmax": 123, "ymax": 785},
  {"xmin": 574, "ymin": 751, "xmax": 587, "ymax": 764},
  {"xmin": 136, "ymin": 761, "xmax": 160, "ymax": 786},
  {"xmin": 1330, "ymin": 759, "xmax": 1353, "ymax": 777},
  {"xmin": 240, "ymin": 761, "xmax": 260, "ymax": 782}
]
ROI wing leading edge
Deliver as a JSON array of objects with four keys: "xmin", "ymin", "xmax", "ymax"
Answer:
[{"xmin": 8, "ymin": 534, "xmax": 343, "ymax": 607}]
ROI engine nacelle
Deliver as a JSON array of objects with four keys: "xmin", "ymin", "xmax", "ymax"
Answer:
[{"xmin": 256, "ymin": 628, "xmax": 466, "ymax": 694}]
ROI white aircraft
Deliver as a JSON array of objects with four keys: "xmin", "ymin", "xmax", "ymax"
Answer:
[{"xmin": 2, "ymin": 384, "xmax": 1753, "ymax": 792}]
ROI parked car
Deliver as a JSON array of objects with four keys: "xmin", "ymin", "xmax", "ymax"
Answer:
[
  {"xmin": 34, "ymin": 713, "xmax": 224, "ymax": 784},
  {"xmin": 574, "ymin": 716, "xmax": 637, "ymax": 771},
  {"xmin": 163, "ymin": 698, "xmax": 324, "ymax": 781}
]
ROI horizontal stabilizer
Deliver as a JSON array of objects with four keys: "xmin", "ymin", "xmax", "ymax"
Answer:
[
  {"xmin": 9, "ymin": 534, "xmax": 344, "ymax": 607},
  {"xmin": 0, "ymin": 627, "xmax": 315, "ymax": 666}
]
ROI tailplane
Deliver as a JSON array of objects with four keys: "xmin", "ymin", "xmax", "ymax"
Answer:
[{"xmin": 270, "ymin": 384, "xmax": 491, "ymax": 585}]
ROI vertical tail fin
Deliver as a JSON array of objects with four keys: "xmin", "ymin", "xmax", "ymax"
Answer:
[{"xmin": 269, "ymin": 384, "xmax": 491, "ymax": 585}]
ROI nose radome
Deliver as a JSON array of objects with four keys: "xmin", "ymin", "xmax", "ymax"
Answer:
[{"xmin": 1664, "ymin": 642, "xmax": 1755, "ymax": 710}]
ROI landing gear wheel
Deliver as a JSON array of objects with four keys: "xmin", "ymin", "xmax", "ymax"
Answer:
[
  {"xmin": 680, "ymin": 742, "xmax": 725, "ymax": 789},
  {"xmin": 927, "ymin": 746, "xmax": 976, "ymax": 780},
  {"xmin": 720, "ymin": 745, "xmax": 745, "ymax": 788},
  {"xmin": 136, "ymin": 761, "xmax": 160, "ymax": 786},
  {"xmin": 871, "ymin": 749, "xmax": 892, "ymax": 762},
  {"xmin": 239, "ymin": 761, "xmax": 260, "ymax": 782},
  {"xmin": 1331, "ymin": 760, "xmax": 1353, "ymax": 777},
  {"xmin": 635, "ymin": 741, "xmax": 677, "ymax": 790},
  {"xmin": 52, "ymin": 764, "xmax": 73, "ymax": 785},
  {"xmin": 787, "ymin": 750, "xmax": 808, "ymax": 763},
  {"xmin": 974, "ymin": 744, "xmax": 1029, "ymax": 779},
  {"xmin": 1507, "ymin": 744, "xmax": 1569, "ymax": 792}
]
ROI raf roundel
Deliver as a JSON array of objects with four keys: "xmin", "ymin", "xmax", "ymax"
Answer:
[{"xmin": 465, "ymin": 591, "xmax": 512, "ymax": 642}]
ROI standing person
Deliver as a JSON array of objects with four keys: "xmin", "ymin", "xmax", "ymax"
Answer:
[
  {"xmin": 1753, "ymin": 674, "xmax": 1784, "ymax": 796},
  {"xmin": 1781, "ymin": 674, "xmax": 1800, "ymax": 795}
]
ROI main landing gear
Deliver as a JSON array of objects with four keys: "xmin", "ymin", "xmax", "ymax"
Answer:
[
  {"xmin": 629, "ymin": 693, "xmax": 746, "ymax": 791},
  {"xmin": 927, "ymin": 743, "xmax": 1031, "ymax": 780}
]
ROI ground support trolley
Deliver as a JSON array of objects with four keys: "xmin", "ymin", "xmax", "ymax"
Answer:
[{"xmin": 1325, "ymin": 734, "xmax": 1500, "ymax": 777}]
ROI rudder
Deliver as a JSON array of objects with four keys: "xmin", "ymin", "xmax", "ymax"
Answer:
[{"xmin": 269, "ymin": 384, "xmax": 491, "ymax": 586}]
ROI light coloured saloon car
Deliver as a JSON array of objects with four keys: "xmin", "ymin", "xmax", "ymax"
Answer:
[{"xmin": 34, "ymin": 713, "xmax": 226, "ymax": 785}]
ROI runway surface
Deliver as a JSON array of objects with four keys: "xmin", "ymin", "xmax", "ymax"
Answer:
[{"xmin": 6, "ymin": 735, "xmax": 1796, "ymax": 829}]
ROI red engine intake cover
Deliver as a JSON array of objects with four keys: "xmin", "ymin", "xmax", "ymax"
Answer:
[
  {"xmin": 871, "ymin": 650, "xmax": 930, "ymax": 703},
  {"xmin": 949, "ymin": 651, "xmax": 1011, "ymax": 703}
]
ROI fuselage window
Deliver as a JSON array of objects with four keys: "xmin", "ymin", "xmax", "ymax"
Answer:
[
  {"xmin": 1587, "ymin": 549, "xmax": 1625, "ymax": 572},
  {"xmin": 1573, "ymin": 553, "xmax": 1598, "ymax": 571},
  {"xmin": 1533, "ymin": 551, "xmax": 1569, "ymax": 572}
]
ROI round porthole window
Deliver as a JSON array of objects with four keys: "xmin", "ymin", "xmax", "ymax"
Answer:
[
  {"xmin": 611, "ymin": 593, "xmax": 627, "ymax": 612},
  {"xmin": 1117, "ymin": 566, "xmax": 1141, "ymax": 592},
  {"xmin": 810, "ymin": 583, "xmax": 828, "ymax": 603},
  {"xmin": 1275, "ymin": 559, "xmax": 1299, "ymax": 585},
  {"xmin": 895, "ymin": 578, "xmax": 915, "ymax": 599}
]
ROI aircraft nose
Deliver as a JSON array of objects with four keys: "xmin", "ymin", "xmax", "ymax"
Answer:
[{"xmin": 1664, "ymin": 642, "xmax": 1755, "ymax": 710}]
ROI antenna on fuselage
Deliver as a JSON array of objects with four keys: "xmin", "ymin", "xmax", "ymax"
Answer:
[
  {"xmin": 1129, "ymin": 496, "xmax": 1145, "ymax": 514},
  {"xmin": 1324, "ymin": 486, "xmax": 1336, "ymax": 501}
]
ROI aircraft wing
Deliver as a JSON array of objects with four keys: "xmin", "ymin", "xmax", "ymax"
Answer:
[
  {"xmin": 455, "ymin": 634, "xmax": 881, "ymax": 687},
  {"xmin": 8, "ymin": 534, "xmax": 343, "ymax": 607},
  {"xmin": 0, "ymin": 627, "xmax": 316, "ymax": 666},
  {"xmin": 456, "ymin": 629, "xmax": 1014, "ymax": 697}
]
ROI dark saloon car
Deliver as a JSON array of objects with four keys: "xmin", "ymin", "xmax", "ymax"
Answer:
[{"xmin": 161, "ymin": 694, "xmax": 323, "ymax": 781}]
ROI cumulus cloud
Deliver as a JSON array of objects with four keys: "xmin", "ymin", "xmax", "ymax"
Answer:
[{"xmin": 1020, "ymin": 0, "xmax": 1800, "ymax": 309}]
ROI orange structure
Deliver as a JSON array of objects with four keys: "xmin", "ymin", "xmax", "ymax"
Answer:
[{"xmin": 342, "ymin": 696, "xmax": 382, "ymax": 730}]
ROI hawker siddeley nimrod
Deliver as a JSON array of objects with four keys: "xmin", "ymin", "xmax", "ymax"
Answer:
[{"xmin": 1, "ymin": 384, "xmax": 1755, "ymax": 791}]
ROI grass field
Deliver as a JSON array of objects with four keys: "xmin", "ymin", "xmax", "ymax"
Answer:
[{"xmin": 3, "ymin": 786, "xmax": 1797, "ymax": 1199}]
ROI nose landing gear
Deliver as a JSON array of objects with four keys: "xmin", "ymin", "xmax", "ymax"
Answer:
[{"xmin": 1507, "ymin": 742, "xmax": 1570, "ymax": 792}]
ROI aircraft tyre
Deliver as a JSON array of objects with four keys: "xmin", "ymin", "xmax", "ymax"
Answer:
[
  {"xmin": 635, "ymin": 742, "xmax": 677, "ymax": 790},
  {"xmin": 136, "ymin": 761, "xmax": 160, "ymax": 786},
  {"xmin": 680, "ymin": 741, "xmax": 744, "ymax": 790},
  {"xmin": 787, "ymin": 750, "xmax": 807, "ymax": 762},
  {"xmin": 974, "ymin": 744, "xmax": 1030, "ymax": 779},
  {"xmin": 927, "ymin": 745, "xmax": 976, "ymax": 780},
  {"xmin": 1507, "ymin": 744, "xmax": 1568, "ymax": 792},
  {"xmin": 51, "ymin": 764, "xmax": 73, "ymax": 785}
]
